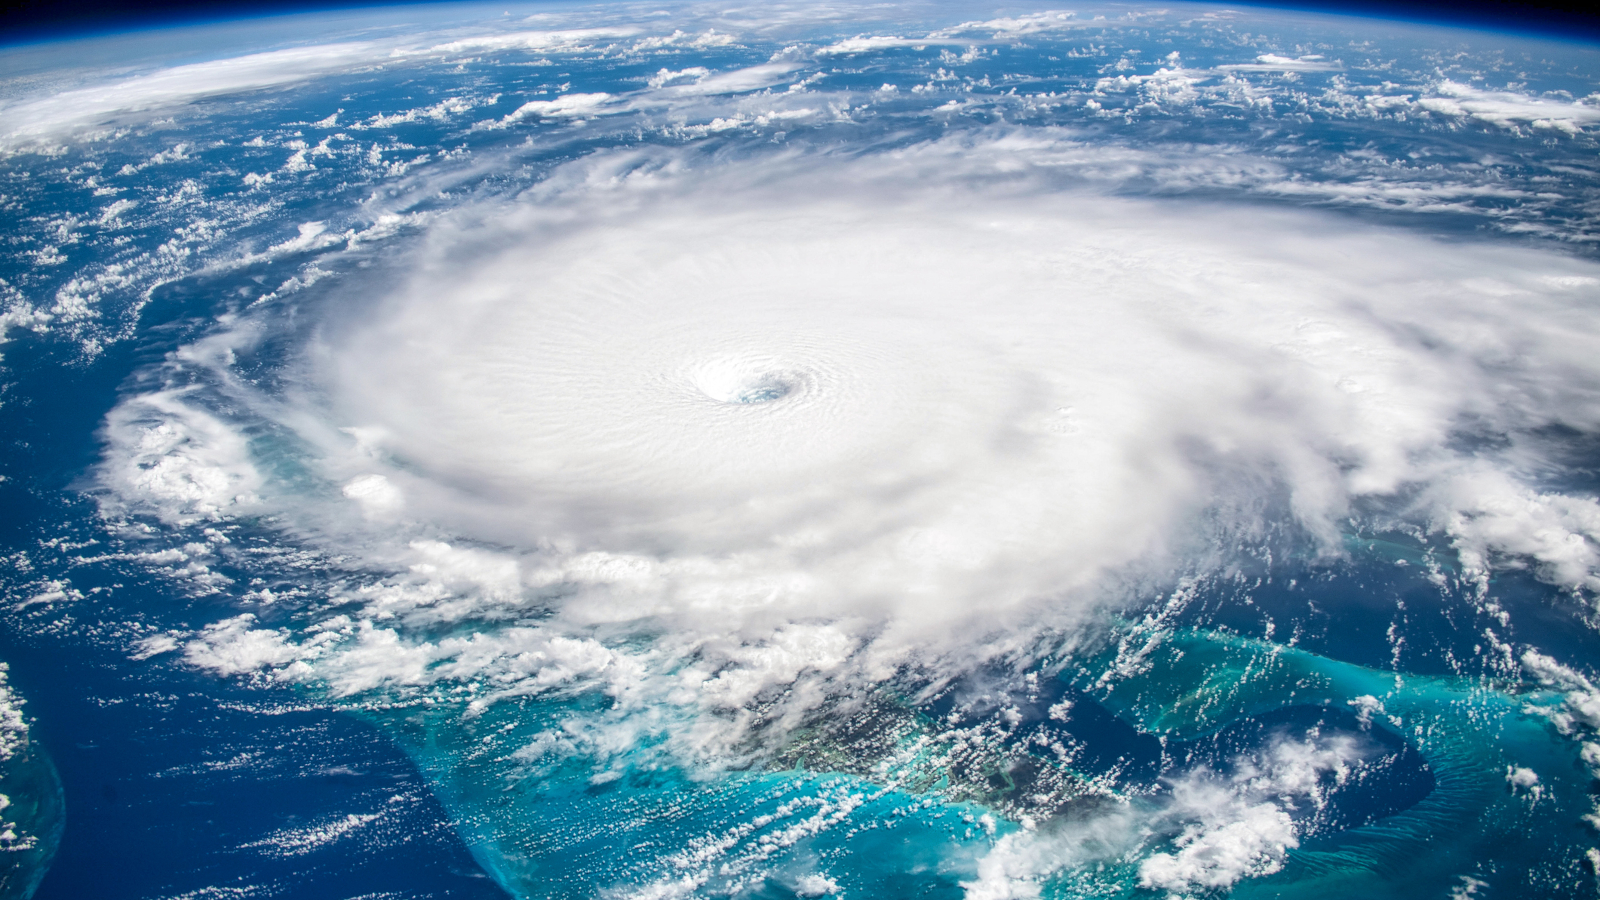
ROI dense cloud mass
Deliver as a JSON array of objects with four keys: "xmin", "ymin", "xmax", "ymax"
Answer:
[
  {"xmin": 107, "ymin": 147, "xmax": 1600, "ymax": 701},
  {"xmin": 7, "ymin": 2, "xmax": 1600, "ymax": 898}
]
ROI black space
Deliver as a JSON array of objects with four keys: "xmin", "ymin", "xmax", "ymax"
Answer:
[
  {"xmin": 0, "ymin": 0, "xmax": 1599, "ymax": 47},
  {"xmin": 0, "ymin": 0, "xmax": 430, "ymax": 44}
]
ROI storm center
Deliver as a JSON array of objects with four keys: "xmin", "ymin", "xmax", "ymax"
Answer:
[{"xmin": 693, "ymin": 359, "xmax": 801, "ymax": 405}]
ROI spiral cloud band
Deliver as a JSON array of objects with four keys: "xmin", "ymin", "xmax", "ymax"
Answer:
[
  {"xmin": 103, "ymin": 143, "xmax": 1600, "ymax": 897},
  {"xmin": 326, "ymin": 151, "xmax": 1600, "ymax": 631},
  {"xmin": 102, "ymin": 140, "xmax": 1600, "ymax": 719}
]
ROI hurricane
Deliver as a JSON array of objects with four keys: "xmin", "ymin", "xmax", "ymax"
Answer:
[{"xmin": 5, "ymin": 2, "xmax": 1600, "ymax": 898}]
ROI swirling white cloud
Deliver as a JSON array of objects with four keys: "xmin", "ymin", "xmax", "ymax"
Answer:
[{"xmin": 93, "ymin": 138, "xmax": 1600, "ymax": 727}]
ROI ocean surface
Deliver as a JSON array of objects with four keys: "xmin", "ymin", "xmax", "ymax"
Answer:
[{"xmin": 4, "ymin": 2, "xmax": 1600, "ymax": 898}]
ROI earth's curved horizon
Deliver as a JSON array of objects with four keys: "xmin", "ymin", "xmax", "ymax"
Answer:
[{"xmin": 4, "ymin": 2, "xmax": 1600, "ymax": 898}]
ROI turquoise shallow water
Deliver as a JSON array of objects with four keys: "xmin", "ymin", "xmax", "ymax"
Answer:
[
  {"xmin": 1081, "ymin": 630, "xmax": 1592, "ymax": 896},
  {"xmin": 349, "ymin": 615, "xmax": 1595, "ymax": 899},
  {"xmin": 0, "ymin": 729, "xmax": 63, "ymax": 900}
]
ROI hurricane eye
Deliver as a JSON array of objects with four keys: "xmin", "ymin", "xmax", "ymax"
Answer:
[
  {"xmin": 730, "ymin": 375, "xmax": 792, "ymax": 404},
  {"xmin": 692, "ymin": 359, "xmax": 804, "ymax": 406}
]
